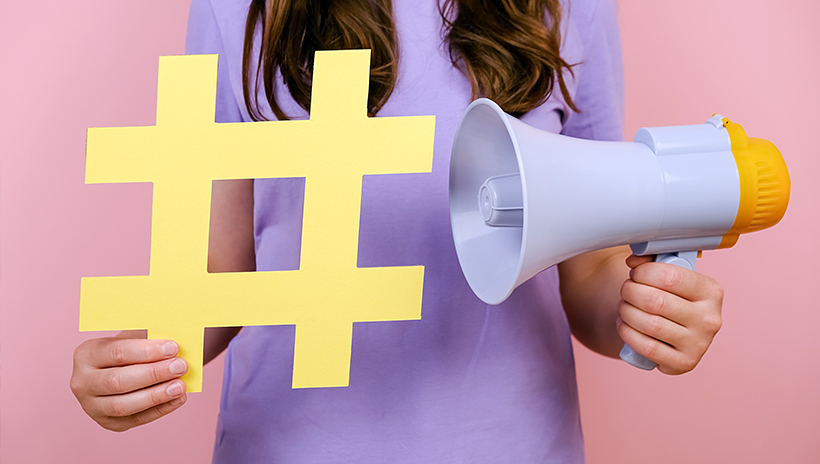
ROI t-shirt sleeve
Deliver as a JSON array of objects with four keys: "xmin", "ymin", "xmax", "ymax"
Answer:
[
  {"xmin": 185, "ymin": 0, "xmax": 244, "ymax": 124},
  {"xmin": 560, "ymin": 0, "xmax": 625, "ymax": 142}
]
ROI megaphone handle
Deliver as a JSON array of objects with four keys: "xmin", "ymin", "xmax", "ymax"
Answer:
[{"xmin": 619, "ymin": 251, "xmax": 699, "ymax": 370}]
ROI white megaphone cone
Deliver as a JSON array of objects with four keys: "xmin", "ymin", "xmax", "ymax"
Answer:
[{"xmin": 449, "ymin": 98, "xmax": 789, "ymax": 370}]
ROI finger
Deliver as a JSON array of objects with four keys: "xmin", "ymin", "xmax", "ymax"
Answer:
[
  {"xmin": 625, "ymin": 254, "xmax": 653, "ymax": 269},
  {"xmin": 621, "ymin": 278, "xmax": 696, "ymax": 328},
  {"xmin": 126, "ymin": 393, "xmax": 188, "ymax": 429},
  {"xmin": 88, "ymin": 357, "xmax": 188, "ymax": 396},
  {"xmin": 95, "ymin": 379, "xmax": 187, "ymax": 419},
  {"xmin": 85, "ymin": 338, "xmax": 178, "ymax": 369},
  {"xmin": 630, "ymin": 261, "xmax": 722, "ymax": 302},
  {"xmin": 618, "ymin": 299, "xmax": 687, "ymax": 347},
  {"xmin": 616, "ymin": 317, "xmax": 694, "ymax": 374},
  {"xmin": 101, "ymin": 394, "xmax": 188, "ymax": 432}
]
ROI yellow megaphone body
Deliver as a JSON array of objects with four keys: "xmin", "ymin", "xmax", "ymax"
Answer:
[{"xmin": 449, "ymin": 98, "xmax": 790, "ymax": 369}]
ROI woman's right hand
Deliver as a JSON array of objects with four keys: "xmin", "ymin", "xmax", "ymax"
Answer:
[{"xmin": 70, "ymin": 331, "xmax": 188, "ymax": 432}]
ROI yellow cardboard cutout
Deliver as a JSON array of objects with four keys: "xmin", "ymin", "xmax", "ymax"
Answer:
[{"xmin": 80, "ymin": 50, "xmax": 435, "ymax": 392}]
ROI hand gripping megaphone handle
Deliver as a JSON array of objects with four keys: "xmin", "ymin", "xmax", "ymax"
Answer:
[{"xmin": 619, "ymin": 251, "xmax": 699, "ymax": 370}]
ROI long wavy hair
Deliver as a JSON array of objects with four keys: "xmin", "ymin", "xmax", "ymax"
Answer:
[{"xmin": 242, "ymin": 0, "xmax": 578, "ymax": 120}]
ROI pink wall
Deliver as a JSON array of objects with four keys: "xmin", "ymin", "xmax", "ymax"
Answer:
[
  {"xmin": 0, "ymin": 2, "xmax": 221, "ymax": 462},
  {"xmin": 1, "ymin": 1, "xmax": 817, "ymax": 462},
  {"xmin": 574, "ymin": 1, "xmax": 820, "ymax": 462}
]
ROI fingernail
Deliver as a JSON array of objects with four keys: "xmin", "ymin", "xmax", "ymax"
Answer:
[
  {"xmin": 166, "ymin": 382, "xmax": 183, "ymax": 398},
  {"xmin": 161, "ymin": 341, "xmax": 178, "ymax": 356},
  {"xmin": 170, "ymin": 396, "xmax": 186, "ymax": 407},
  {"xmin": 169, "ymin": 358, "xmax": 187, "ymax": 375}
]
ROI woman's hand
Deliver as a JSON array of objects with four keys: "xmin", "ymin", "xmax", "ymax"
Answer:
[
  {"xmin": 616, "ymin": 255, "xmax": 724, "ymax": 375},
  {"xmin": 70, "ymin": 331, "xmax": 188, "ymax": 431},
  {"xmin": 70, "ymin": 178, "xmax": 252, "ymax": 432}
]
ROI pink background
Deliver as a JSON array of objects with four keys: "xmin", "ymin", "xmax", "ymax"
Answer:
[{"xmin": 1, "ymin": 1, "xmax": 817, "ymax": 462}]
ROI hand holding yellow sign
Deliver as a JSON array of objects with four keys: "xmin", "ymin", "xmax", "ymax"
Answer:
[{"xmin": 80, "ymin": 50, "xmax": 435, "ymax": 392}]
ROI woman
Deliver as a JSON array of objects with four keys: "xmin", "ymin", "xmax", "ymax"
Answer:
[{"xmin": 71, "ymin": 0, "xmax": 723, "ymax": 461}]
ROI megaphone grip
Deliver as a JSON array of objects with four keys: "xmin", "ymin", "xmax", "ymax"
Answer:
[
  {"xmin": 619, "ymin": 251, "xmax": 698, "ymax": 371},
  {"xmin": 619, "ymin": 344, "xmax": 658, "ymax": 370}
]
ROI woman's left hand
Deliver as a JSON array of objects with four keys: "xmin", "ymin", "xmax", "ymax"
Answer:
[{"xmin": 616, "ymin": 254, "xmax": 724, "ymax": 375}]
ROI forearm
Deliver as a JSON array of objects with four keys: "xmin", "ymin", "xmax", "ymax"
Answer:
[
  {"xmin": 558, "ymin": 246, "xmax": 631, "ymax": 358},
  {"xmin": 202, "ymin": 179, "xmax": 256, "ymax": 363},
  {"xmin": 203, "ymin": 327, "xmax": 242, "ymax": 364}
]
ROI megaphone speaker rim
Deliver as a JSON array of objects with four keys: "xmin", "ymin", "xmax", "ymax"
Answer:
[{"xmin": 449, "ymin": 98, "xmax": 528, "ymax": 305}]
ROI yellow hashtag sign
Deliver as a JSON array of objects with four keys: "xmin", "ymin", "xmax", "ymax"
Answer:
[{"xmin": 80, "ymin": 50, "xmax": 435, "ymax": 392}]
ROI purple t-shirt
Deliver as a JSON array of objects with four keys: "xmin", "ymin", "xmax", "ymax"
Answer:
[{"xmin": 186, "ymin": 0, "xmax": 624, "ymax": 462}]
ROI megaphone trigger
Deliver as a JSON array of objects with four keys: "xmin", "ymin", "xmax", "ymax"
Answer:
[{"xmin": 654, "ymin": 251, "xmax": 698, "ymax": 272}]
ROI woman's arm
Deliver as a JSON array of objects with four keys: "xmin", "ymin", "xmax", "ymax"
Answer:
[
  {"xmin": 204, "ymin": 178, "xmax": 256, "ymax": 363},
  {"xmin": 558, "ymin": 246, "xmax": 632, "ymax": 358},
  {"xmin": 559, "ymin": 246, "xmax": 724, "ymax": 375}
]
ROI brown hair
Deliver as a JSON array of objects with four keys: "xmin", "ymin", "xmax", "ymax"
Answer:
[{"xmin": 242, "ymin": 0, "xmax": 577, "ymax": 121}]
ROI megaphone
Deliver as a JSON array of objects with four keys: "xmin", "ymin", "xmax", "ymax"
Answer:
[{"xmin": 449, "ymin": 98, "xmax": 790, "ymax": 370}]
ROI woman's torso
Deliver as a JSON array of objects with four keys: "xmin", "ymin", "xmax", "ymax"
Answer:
[{"xmin": 185, "ymin": 0, "xmax": 624, "ymax": 461}]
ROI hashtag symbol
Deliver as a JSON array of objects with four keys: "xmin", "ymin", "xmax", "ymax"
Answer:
[{"xmin": 80, "ymin": 50, "xmax": 435, "ymax": 392}]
